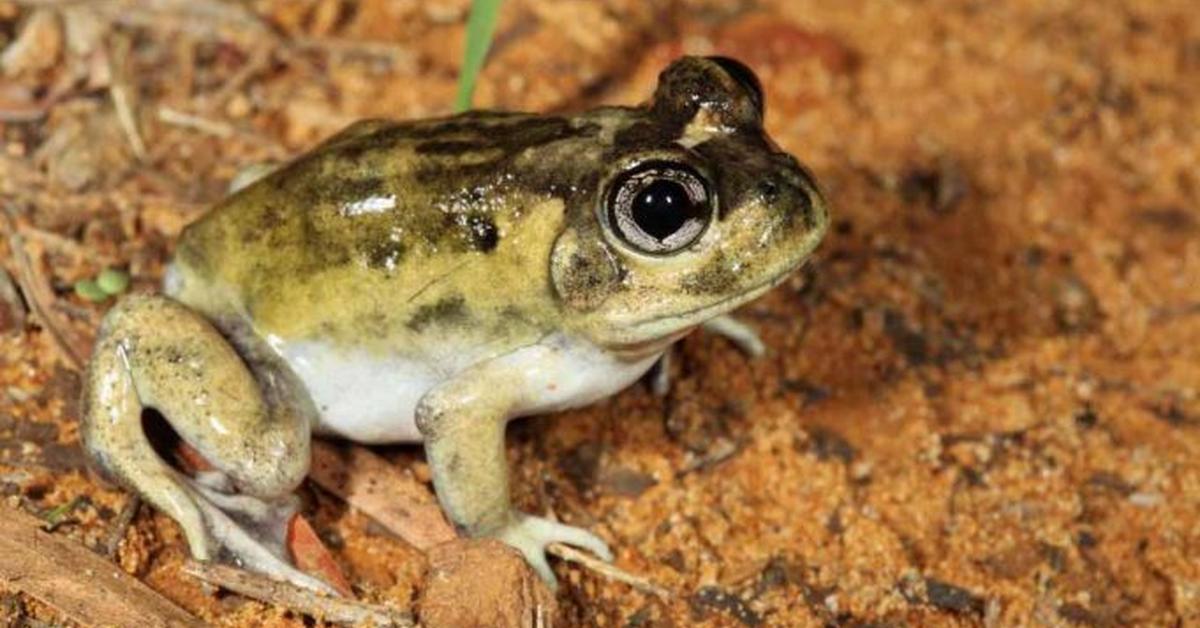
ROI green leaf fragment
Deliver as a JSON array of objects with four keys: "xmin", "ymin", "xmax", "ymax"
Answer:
[
  {"xmin": 74, "ymin": 279, "xmax": 108, "ymax": 302},
  {"xmin": 97, "ymin": 268, "xmax": 130, "ymax": 295},
  {"xmin": 42, "ymin": 496, "xmax": 86, "ymax": 531}
]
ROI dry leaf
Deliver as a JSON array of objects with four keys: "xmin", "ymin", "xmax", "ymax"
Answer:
[
  {"xmin": 1, "ymin": 9, "xmax": 63, "ymax": 77},
  {"xmin": 287, "ymin": 513, "xmax": 355, "ymax": 598}
]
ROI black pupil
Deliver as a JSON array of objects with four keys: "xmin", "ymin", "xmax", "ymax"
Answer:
[{"xmin": 632, "ymin": 179, "xmax": 699, "ymax": 241}]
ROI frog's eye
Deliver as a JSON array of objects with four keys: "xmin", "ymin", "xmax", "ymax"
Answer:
[{"xmin": 606, "ymin": 162, "xmax": 713, "ymax": 255}]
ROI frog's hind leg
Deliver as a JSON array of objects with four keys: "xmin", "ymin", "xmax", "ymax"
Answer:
[
  {"xmin": 81, "ymin": 295, "xmax": 329, "ymax": 593},
  {"xmin": 651, "ymin": 315, "xmax": 767, "ymax": 396},
  {"xmin": 701, "ymin": 314, "xmax": 766, "ymax": 357}
]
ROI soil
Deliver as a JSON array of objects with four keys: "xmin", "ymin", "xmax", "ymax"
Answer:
[{"xmin": 1, "ymin": 0, "xmax": 1197, "ymax": 626}]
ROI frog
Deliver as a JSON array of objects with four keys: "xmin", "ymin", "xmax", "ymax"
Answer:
[{"xmin": 81, "ymin": 56, "xmax": 830, "ymax": 593}]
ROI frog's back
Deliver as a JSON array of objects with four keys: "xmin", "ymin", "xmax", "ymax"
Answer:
[{"xmin": 170, "ymin": 112, "xmax": 614, "ymax": 352}]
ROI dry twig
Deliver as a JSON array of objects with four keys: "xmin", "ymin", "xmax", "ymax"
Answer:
[
  {"xmin": 183, "ymin": 561, "xmax": 413, "ymax": 627},
  {"xmin": 2, "ymin": 208, "xmax": 86, "ymax": 369},
  {"xmin": 200, "ymin": 45, "xmax": 272, "ymax": 110},
  {"xmin": 17, "ymin": 224, "xmax": 87, "ymax": 259},
  {"xmin": 157, "ymin": 106, "xmax": 234, "ymax": 138},
  {"xmin": 110, "ymin": 84, "xmax": 147, "ymax": 157},
  {"xmin": 0, "ymin": 267, "xmax": 28, "ymax": 330},
  {"xmin": 0, "ymin": 503, "xmax": 201, "ymax": 627},
  {"xmin": 106, "ymin": 33, "xmax": 148, "ymax": 161},
  {"xmin": 0, "ymin": 102, "xmax": 49, "ymax": 122},
  {"xmin": 291, "ymin": 36, "xmax": 416, "ymax": 65},
  {"xmin": 677, "ymin": 437, "xmax": 743, "ymax": 476},
  {"xmin": 15, "ymin": 0, "xmax": 277, "ymax": 41},
  {"xmin": 547, "ymin": 543, "xmax": 672, "ymax": 599},
  {"xmin": 103, "ymin": 495, "xmax": 141, "ymax": 559},
  {"xmin": 157, "ymin": 106, "xmax": 289, "ymax": 158}
]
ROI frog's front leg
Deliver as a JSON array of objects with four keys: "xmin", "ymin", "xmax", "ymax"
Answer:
[
  {"xmin": 416, "ymin": 353, "xmax": 613, "ymax": 589},
  {"xmin": 81, "ymin": 295, "xmax": 330, "ymax": 593}
]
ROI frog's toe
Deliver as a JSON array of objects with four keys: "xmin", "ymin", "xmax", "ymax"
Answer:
[
  {"xmin": 702, "ymin": 314, "xmax": 766, "ymax": 357},
  {"xmin": 494, "ymin": 514, "xmax": 613, "ymax": 589}
]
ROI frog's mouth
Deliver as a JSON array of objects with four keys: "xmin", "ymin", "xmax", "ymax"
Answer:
[
  {"xmin": 657, "ymin": 272, "xmax": 784, "ymax": 324},
  {"xmin": 602, "ymin": 328, "xmax": 693, "ymax": 359},
  {"xmin": 609, "ymin": 264, "xmax": 800, "ymax": 350}
]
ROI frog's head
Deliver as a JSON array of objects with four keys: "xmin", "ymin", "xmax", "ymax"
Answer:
[{"xmin": 551, "ymin": 56, "xmax": 829, "ymax": 350}]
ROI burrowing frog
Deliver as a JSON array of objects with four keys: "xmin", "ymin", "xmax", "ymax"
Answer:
[{"xmin": 81, "ymin": 56, "xmax": 829, "ymax": 592}]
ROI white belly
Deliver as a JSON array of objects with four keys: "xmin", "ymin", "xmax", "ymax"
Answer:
[
  {"xmin": 273, "ymin": 338, "xmax": 438, "ymax": 443},
  {"xmin": 271, "ymin": 333, "xmax": 665, "ymax": 444}
]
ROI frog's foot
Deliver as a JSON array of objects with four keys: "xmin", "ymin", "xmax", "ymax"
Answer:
[
  {"xmin": 181, "ymin": 475, "xmax": 335, "ymax": 594},
  {"xmin": 492, "ymin": 514, "xmax": 613, "ymax": 589}
]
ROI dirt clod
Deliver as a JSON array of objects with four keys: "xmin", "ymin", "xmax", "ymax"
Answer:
[{"xmin": 418, "ymin": 539, "xmax": 556, "ymax": 628}]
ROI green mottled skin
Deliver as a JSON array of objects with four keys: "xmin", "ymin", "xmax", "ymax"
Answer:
[
  {"xmin": 172, "ymin": 112, "xmax": 606, "ymax": 355},
  {"xmin": 170, "ymin": 68, "xmax": 827, "ymax": 357}
]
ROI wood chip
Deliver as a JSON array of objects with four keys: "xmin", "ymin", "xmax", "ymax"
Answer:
[
  {"xmin": 308, "ymin": 439, "xmax": 456, "ymax": 551},
  {"xmin": 183, "ymin": 561, "xmax": 413, "ymax": 627},
  {"xmin": 286, "ymin": 513, "xmax": 354, "ymax": 598},
  {"xmin": 0, "ymin": 503, "xmax": 201, "ymax": 627}
]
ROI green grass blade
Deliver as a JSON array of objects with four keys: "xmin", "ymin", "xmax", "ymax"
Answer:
[{"xmin": 454, "ymin": 0, "xmax": 504, "ymax": 112}]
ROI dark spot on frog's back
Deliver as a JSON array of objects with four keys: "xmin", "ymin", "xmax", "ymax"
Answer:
[
  {"xmin": 361, "ymin": 236, "xmax": 405, "ymax": 271},
  {"xmin": 407, "ymin": 295, "xmax": 469, "ymax": 331},
  {"xmin": 289, "ymin": 170, "xmax": 388, "ymax": 207},
  {"xmin": 323, "ymin": 176, "xmax": 387, "ymax": 205},
  {"xmin": 235, "ymin": 198, "xmax": 287, "ymax": 245},
  {"xmin": 412, "ymin": 116, "xmax": 595, "ymax": 155},
  {"xmin": 413, "ymin": 140, "xmax": 482, "ymax": 155},
  {"xmin": 464, "ymin": 214, "xmax": 499, "ymax": 252}
]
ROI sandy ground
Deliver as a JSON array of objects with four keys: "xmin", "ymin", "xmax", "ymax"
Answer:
[{"xmin": 1, "ymin": 0, "xmax": 1197, "ymax": 625}]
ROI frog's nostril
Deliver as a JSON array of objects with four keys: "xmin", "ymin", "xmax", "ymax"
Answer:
[
  {"xmin": 775, "ymin": 180, "xmax": 817, "ymax": 232},
  {"xmin": 758, "ymin": 180, "xmax": 780, "ymax": 204}
]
